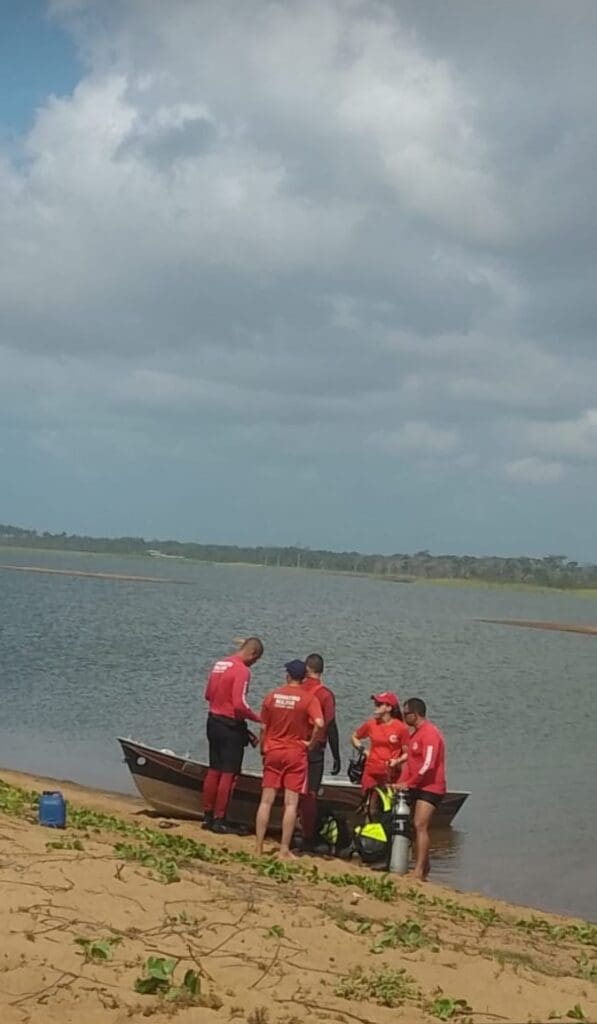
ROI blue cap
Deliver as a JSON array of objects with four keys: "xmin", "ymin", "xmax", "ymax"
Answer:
[{"xmin": 285, "ymin": 659, "xmax": 306, "ymax": 681}]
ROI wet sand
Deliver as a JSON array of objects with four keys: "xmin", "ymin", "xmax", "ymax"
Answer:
[
  {"xmin": 478, "ymin": 617, "xmax": 597, "ymax": 636},
  {"xmin": 1, "ymin": 767, "xmax": 596, "ymax": 1024},
  {"xmin": 0, "ymin": 564, "xmax": 189, "ymax": 584}
]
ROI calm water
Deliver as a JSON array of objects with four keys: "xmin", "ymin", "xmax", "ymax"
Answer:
[{"xmin": 1, "ymin": 549, "xmax": 596, "ymax": 920}]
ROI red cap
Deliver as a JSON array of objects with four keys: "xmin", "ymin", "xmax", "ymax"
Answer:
[{"xmin": 371, "ymin": 691, "xmax": 399, "ymax": 709}]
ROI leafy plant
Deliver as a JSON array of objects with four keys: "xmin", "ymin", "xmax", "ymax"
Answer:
[
  {"xmin": 429, "ymin": 995, "xmax": 473, "ymax": 1020},
  {"xmin": 135, "ymin": 956, "xmax": 178, "ymax": 995},
  {"xmin": 75, "ymin": 936, "xmax": 122, "ymax": 962},
  {"xmin": 134, "ymin": 956, "xmax": 202, "ymax": 1005},
  {"xmin": 574, "ymin": 952, "xmax": 597, "ymax": 981},
  {"xmin": 566, "ymin": 1006, "xmax": 587, "ymax": 1021},
  {"xmin": 335, "ymin": 966, "xmax": 415, "ymax": 1008},
  {"xmin": 371, "ymin": 918, "xmax": 433, "ymax": 953},
  {"xmin": 46, "ymin": 837, "xmax": 84, "ymax": 851},
  {"xmin": 266, "ymin": 925, "xmax": 284, "ymax": 939},
  {"xmin": 113, "ymin": 842, "xmax": 180, "ymax": 884}
]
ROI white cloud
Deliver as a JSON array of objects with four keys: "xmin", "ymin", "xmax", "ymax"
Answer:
[
  {"xmin": 3, "ymin": 0, "xmax": 597, "ymax": 552},
  {"xmin": 504, "ymin": 457, "xmax": 564, "ymax": 485},
  {"xmin": 523, "ymin": 410, "xmax": 597, "ymax": 460}
]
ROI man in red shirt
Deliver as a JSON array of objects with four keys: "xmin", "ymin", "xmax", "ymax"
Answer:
[
  {"xmin": 255, "ymin": 659, "xmax": 324, "ymax": 860},
  {"xmin": 397, "ymin": 697, "xmax": 447, "ymax": 881},
  {"xmin": 298, "ymin": 652, "xmax": 341, "ymax": 849},
  {"xmin": 202, "ymin": 636, "xmax": 263, "ymax": 834}
]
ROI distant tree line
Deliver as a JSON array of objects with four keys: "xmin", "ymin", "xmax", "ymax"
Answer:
[{"xmin": 0, "ymin": 523, "xmax": 595, "ymax": 589}]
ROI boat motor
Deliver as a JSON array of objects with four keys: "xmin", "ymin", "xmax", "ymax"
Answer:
[{"xmin": 388, "ymin": 789, "xmax": 412, "ymax": 875}]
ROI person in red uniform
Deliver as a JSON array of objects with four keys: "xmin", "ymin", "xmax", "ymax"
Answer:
[
  {"xmin": 298, "ymin": 652, "xmax": 341, "ymax": 849},
  {"xmin": 351, "ymin": 692, "xmax": 409, "ymax": 791},
  {"xmin": 397, "ymin": 697, "xmax": 447, "ymax": 881},
  {"xmin": 202, "ymin": 636, "xmax": 263, "ymax": 834},
  {"xmin": 255, "ymin": 660, "xmax": 324, "ymax": 860}
]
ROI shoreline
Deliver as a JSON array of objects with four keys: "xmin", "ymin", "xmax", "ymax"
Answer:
[
  {"xmin": 0, "ymin": 765, "xmax": 589, "ymax": 925},
  {"xmin": 1, "ymin": 766, "xmax": 596, "ymax": 1024},
  {"xmin": 3, "ymin": 543, "xmax": 597, "ymax": 596}
]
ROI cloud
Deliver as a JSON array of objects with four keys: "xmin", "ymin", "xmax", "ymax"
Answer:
[
  {"xmin": 522, "ymin": 410, "xmax": 597, "ymax": 461},
  {"xmin": 2, "ymin": 0, "xmax": 597, "ymax": 554},
  {"xmin": 503, "ymin": 457, "xmax": 564, "ymax": 485}
]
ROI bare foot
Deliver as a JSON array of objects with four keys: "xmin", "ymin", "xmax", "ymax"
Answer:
[
  {"xmin": 255, "ymin": 845, "xmax": 264, "ymax": 858},
  {"xmin": 412, "ymin": 870, "xmax": 427, "ymax": 882},
  {"xmin": 278, "ymin": 849, "xmax": 299, "ymax": 861}
]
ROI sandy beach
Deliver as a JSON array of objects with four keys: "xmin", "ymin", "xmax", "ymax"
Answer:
[{"xmin": 0, "ymin": 769, "xmax": 595, "ymax": 1024}]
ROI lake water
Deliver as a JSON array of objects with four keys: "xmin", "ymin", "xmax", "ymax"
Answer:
[{"xmin": 1, "ymin": 548, "xmax": 596, "ymax": 920}]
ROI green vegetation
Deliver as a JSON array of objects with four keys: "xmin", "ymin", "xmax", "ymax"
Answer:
[
  {"xmin": 75, "ymin": 935, "xmax": 122, "ymax": 962},
  {"xmin": 566, "ymin": 1005, "xmax": 588, "ymax": 1021},
  {"xmin": 428, "ymin": 994, "xmax": 473, "ymax": 1020},
  {"xmin": 2, "ymin": 522, "xmax": 597, "ymax": 589},
  {"xmin": 1, "ymin": 777, "xmax": 596, "ymax": 965},
  {"xmin": 135, "ymin": 956, "xmax": 205, "ymax": 1005},
  {"xmin": 370, "ymin": 918, "xmax": 436, "ymax": 954},
  {"xmin": 334, "ymin": 965, "xmax": 416, "ymax": 1007}
]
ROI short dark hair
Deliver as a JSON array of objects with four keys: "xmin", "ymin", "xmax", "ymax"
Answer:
[
  {"xmin": 242, "ymin": 637, "xmax": 264, "ymax": 657},
  {"xmin": 404, "ymin": 698, "xmax": 426, "ymax": 717},
  {"xmin": 306, "ymin": 653, "xmax": 324, "ymax": 674}
]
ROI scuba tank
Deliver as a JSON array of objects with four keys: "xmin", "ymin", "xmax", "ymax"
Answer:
[{"xmin": 388, "ymin": 789, "xmax": 412, "ymax": 875}]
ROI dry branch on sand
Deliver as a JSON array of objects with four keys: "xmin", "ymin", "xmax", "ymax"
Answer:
[{"xmin": 0, "ymin": 771, "xmax": 595, "ymax": 1024}]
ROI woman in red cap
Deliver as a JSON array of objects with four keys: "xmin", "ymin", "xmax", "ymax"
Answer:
[{"xmin": 351, "ymin": 693, "xmax": 409, "ymax": 791}]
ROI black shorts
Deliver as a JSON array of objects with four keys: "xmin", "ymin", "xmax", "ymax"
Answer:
[
  {"xmin": 307, "ymin": 748, "xmax": 325, "ymax": 795},
  {"xmin": 206, "ymin": 714, "xmax": 246, "ymax": 774},
  {"xmin": 410, "ymin": 789, "xmax": 443, "ymax": 809}
]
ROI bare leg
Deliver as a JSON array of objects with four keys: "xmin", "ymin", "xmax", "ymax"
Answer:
[
  {"xmin": 279, "ymin": 789, "xmax": 300, "ymax": 859},
  {"xmin": 412, "ymin": 799, "xmax": 436, "ymax": 881},
  {"xmin": 255, "ymin": 788, "xmax": 277, "ymax": 857}
]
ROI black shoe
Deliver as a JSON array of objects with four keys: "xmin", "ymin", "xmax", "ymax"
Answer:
[
  {"xmin": 201, "ymin": 814, "xmax": 214, "ymax": 831},
  {"xmin": 211, "ymin": 819, "xmax": 250, "ymax": 836}
]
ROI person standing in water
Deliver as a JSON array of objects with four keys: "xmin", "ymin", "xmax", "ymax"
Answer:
[
  {"xmin": 397, "ymin": 697, "xmax": 446, "ymax": 881},
  {"xmin": 255, "ymin": 660, "xmax": 324, "ymax": 860},
  {"xmin": 299, "ymin": 653, "xmax": 341, "ymax": 849},
  {"xmin": 351, "ymin": 692, "xmax": 409, "ymax": 791},
  {"xmin": 203, "ymin": 637, "xmax": 263, "ymax": 834}
]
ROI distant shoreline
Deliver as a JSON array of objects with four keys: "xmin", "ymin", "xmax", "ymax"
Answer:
[{"xmin": 2, "ymin": 542, "xmax": 597, "ymax": 596}]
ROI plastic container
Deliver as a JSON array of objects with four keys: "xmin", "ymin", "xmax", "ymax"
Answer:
[{"xmin": 38, "ymin": 791, "xmax": 67, "ymax": 829}]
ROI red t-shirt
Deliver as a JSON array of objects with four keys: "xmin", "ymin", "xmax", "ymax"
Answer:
[
  {"xmin": 204, "ymin": 654, "xmax": 260, "ymax": 723},
  {"xmin": 261, "ymin": 684, "xmax": 324, "ymax": 755},
  {"xmin": 355, "ymin": 718, "xmax": 409, "ymax": 772},
  {"xmin": 301, "ymin": 677, "xmax": 335, "ymax": 746},
  {"xmin": 402, "ymin": 720, "xmax": 446, "ymax": 794}
]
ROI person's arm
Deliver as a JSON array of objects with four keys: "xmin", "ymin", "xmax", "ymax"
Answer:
[
  {"xmin": 231, "ymin": 667, "xmax": 261, "ymax": 723},
  {"xmin": 259, "ymin": 698, "xmax": 269, "ymax": 754},
  {"xmin": 327, "ymin": 719, "xmax": 341, "ymax": 774},
  {"xmin": 306, "ymin": 698, "xmax": 325, "ymax": 751},
  {"xmin": 412, "ymin": 741, "xmax": 439, "ymax": 786},
  {"xmin": 351, "ymin": 721, "xmax": 369, "ymax": 754}
]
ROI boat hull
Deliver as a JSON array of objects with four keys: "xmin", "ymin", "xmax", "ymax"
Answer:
[{"xmin": 118, "ymin": 738, "xmax": 468, "ymax": 831}]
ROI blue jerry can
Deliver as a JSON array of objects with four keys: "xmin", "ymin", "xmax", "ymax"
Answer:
[{"xmin": 38, "ymin": 790, "xmax": 67, "ymax": 829}]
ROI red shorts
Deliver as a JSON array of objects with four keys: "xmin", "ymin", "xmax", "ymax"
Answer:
[
  {"xmin": 361, "ymin": 764, "xmax": 392, "ymax": 792},
  {"xmin": 262, "ymin": 748, "xmax": 308, "ymax": 794}
]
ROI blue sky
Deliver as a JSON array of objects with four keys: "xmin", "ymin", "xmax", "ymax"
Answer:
[
  {"xmin": 2, "ymin": 1, "xmax": 597, "ymax": 558},
  {"xmin": 0, "ymin": 1, "xmax": 80, "ymax": 139}
]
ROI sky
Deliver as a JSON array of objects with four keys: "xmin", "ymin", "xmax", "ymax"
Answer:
[{"xmin": 1, "ymin": 0, "xmax": 597, "ymax": 559}]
